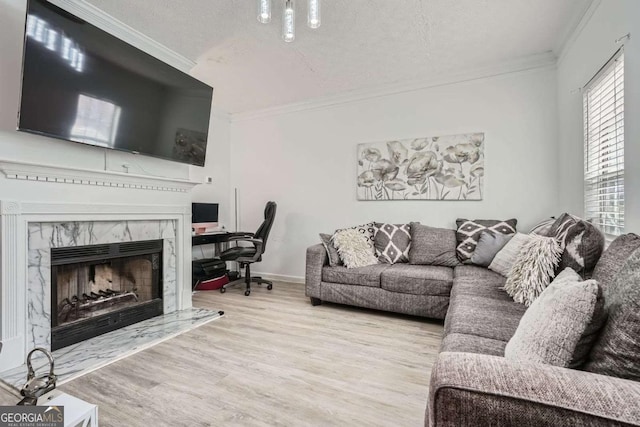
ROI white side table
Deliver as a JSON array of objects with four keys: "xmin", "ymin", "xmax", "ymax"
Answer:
[{"xmin": 38, "ymin": 390, "xmax": 98, "ymax": 427}]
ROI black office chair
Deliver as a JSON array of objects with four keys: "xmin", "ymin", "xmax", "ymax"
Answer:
[{"xmin": 219, "ymin": 201, "xmax": 277, "ymax": 296}]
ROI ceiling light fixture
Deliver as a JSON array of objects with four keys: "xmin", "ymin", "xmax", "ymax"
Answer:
[
  {"xmin": 258, "ymin": 0, "xmax": 271, "ymax": 24},
  {"xmin": 307, "ymin": 0, "xmax": 320, "ymax": 29},
  {"xmin": 257, "ymin": 0, "xmax": 321, "ymax": 43}
]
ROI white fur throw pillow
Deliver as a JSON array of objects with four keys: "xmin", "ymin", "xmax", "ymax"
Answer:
[
  {"xmin": 504, "ymin": 234, "xmax": 563, "ymax": 306},
  {"xmin": 332, "ymin": 228, "xmax": 378, "ymax": 268}
]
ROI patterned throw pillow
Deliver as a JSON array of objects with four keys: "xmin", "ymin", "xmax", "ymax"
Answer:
[
  {"xmin": 455, "ymin": 218, "xmax": 517, "ymax": 263},
  {"xmin": 335, "ymin": 222, "xmax": 376, "ymax": 254},
  {"xmin": 503, "ymin": 235, "xmax": 563, "ymax": 306},
  {"xmin": 529, "ymin": 217, "xmax": 556, "ymax": 236},
  {"xmin": 550, "ymin": 213, "xmax": 605, "ymax": 277},
  {"xmin": 505, "ymin": 268, "xmax": 606, "ymax": 368},
  {"xmin": 374, "ymin": 223, "xmax": 411, "ymax": 264}
]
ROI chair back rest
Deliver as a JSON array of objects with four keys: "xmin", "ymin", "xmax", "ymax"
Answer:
[{"xmin": 254, "ymin": 201, "xmax": 277, "ymax": 255}]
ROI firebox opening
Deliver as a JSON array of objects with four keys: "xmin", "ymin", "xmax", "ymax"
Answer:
[{"xmin": 51, "ymin": 239, "xmax": 163, "ymax": 350}]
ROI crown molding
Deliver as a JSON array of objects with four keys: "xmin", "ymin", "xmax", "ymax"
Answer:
[
  {"xmin": 230, "ymin": 52, "xmax": 557, "ymax": 122},
  {"xmin": 47, "ymin": 0, "xmax": 196, "ymax": 73},
  {"xmin": 0, "ymin": 159, "xmax": 201, "ymax": 192},
  {"xmin": 556, "ymin": 0, "xmax": 601, "ymax": 65}
]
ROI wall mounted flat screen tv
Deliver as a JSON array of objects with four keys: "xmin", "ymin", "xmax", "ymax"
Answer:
[{"xmin": 18, "ymin": 0, "xmax": 213, "ymax": 166}]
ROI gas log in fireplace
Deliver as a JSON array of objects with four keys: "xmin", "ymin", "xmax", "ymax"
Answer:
[{"xmin": 51, "ymin": 239, "xmax": 163, "ymax": 350}]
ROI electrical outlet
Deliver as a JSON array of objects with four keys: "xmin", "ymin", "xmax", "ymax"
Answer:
[{"xmin": 205, "ymin": 176, "xmax": 213, "ymax": 184}]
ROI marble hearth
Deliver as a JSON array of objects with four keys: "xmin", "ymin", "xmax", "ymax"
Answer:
[{"xmin": 0, "ymin": 201, "xmax": 193, "ymax": 371}]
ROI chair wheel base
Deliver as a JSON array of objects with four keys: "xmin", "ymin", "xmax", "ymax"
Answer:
[
  {"xmin": 244, "ymin": 290, "xmax": 251, "ymax": 296},
  {"xmin": 267, "ymin": 284, "xmax": 273, "ymax": 290},
  {"xmin": 220, "ymin": 287, "xmax": 226, "ymax": 293}
]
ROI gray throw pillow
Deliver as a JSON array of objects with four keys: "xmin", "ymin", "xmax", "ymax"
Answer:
[
  {"xmin": 592, "ymin": 233, "xmax": 640, "ymax": 291},
  {"xmin": 505, "ymin": 268, "xmax": 606, "ymax": 368},
  {"xmin": 470, "ymin": 231, "xmax": 513, "ymax": 267},
  {"xmin": 488, "ymin": 233, "xmax": 533, "ymax": 277},
  {"xmin": 550, "ymin": 213, "xmax": 605, "ymax": 277},
  {"xmin": 319, "ymin": 233, "xmax": 342, "ymax": 267},
  {"xmin": 374, "ymin": 223, "xmax": 411, "ymax": 264},
  {"xmin": 455, "ymin": 218, "xmax": 517, "ymax": 263},
  {"xmin": 584, "ymin": 247, "xmax": 640, "ymax": 381},
  {"xmin": 408, "ymin": 223, "xmax": 460, "ymax": 267}
]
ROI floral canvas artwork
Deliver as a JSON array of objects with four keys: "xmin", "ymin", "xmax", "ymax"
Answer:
[{"xmin": 357, "ymin": 133, "xmax": 484, "ymax": 201}]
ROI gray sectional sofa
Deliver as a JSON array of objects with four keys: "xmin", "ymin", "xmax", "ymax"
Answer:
[
  {"xmin": 306, "ymin": 244, "xmax": 452, "ymax": 319},
  {"xmin": 305, "ymin": 233, "xmax": 640, "ymax": 426}
]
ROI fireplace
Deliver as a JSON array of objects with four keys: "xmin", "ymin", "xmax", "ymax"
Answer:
[{"xmin": 51, "ymin": 239, "xmax": 164, "ymax": 350}]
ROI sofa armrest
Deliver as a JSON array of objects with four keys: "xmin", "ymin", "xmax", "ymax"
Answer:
[
  {"xmin": 305, "ymin": 244, "xmax": 327, "ymax": 298},
  {"xmin": 428, "ymin": 352, "xmax": 640, "ymax": 427}
]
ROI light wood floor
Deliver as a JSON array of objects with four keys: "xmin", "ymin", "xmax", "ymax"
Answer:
[{"xmin": 0, "ymin": 282, "xmax": 444, "ymax": 426}]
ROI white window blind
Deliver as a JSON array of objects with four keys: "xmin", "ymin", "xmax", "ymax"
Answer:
[{"xmin": 584, "ymin": 50, "xmax": 624, "ymax": 237}]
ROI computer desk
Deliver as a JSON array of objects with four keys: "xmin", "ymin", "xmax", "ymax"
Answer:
[{"xmin": 192, "ymin": 231, "xmax": 230, "ymax": 255}]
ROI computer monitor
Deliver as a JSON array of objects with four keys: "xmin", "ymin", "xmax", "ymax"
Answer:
[{"xmin": 192, "ymin": 203, "xmax": 219, "ymax": 234}]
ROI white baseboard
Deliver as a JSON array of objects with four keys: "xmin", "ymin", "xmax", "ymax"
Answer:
[{"xmin": 252, "ymin": 272, "xmax": 305, "ymax": 284}]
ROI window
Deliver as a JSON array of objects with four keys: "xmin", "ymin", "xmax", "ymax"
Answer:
[
  {"xmin": 70, "ymin": 94, "xmax": 121, "ymax": 148},
  {"xmin": 584, "ymin": 50, "xmax": 624, "ymax": 237}
]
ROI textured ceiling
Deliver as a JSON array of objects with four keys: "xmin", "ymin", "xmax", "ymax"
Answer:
[{"xmin": 85, "ymin": 0, "xmax": 590, "ymax": 113}]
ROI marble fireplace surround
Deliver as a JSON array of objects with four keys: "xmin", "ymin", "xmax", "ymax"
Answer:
[{"xmin": 0, "ymin": 200, "xmax": 193, "ymax": 371}]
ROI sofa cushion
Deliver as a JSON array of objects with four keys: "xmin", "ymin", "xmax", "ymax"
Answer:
[
  {"xmin": 321, "ymin": 264, "xmax": 390, "ymax": 287},
  {"xmin": 585, "ymin": 248, "xmax": 640, "ymax": 381},
  {"xmin": 452, "ymin": 265, "xmax": 510, "ymax": 301},
  {"xmin": 592, "ymin": 233, "xmax": 640, "ymax": 291},
  {"xmin": 550, "ymin": 213, "xmax": 604, "ymax": 277},
  {"xmin": 450, "ymin": 275, "xmax": 512, "ymax": 302},
  {"xmin": 374, "ymin": 223, "xmax": 411, "ymax": 264},
  {"xmin": 505, "ymin": 268, "xmax": 606, "ymax": 368},
  {"xmin": 440, "ymin": 332, "xmax": 506, "ymax": 356},
  {"xmin": 408, "ymin": 223, "xmax": 460, "ymax": 267},
  {"xmin": 445, "ymin": 296, "xmax": 526, "ymax": 342},
  {"xmin": 454, "ymin": 264, "xmax": 507, "ymax": 281},
  {"xmin": 455, "ymin": 218, "xmax": 517, "ymax": 263},
  {"xmin": 380, "ymin": 264, "xmax": 453, "ymax": 296}
]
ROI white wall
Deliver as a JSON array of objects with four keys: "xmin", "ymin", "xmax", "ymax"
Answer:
[
  {"xmin": 230, "ymin": 67, "xmax": 560, "ymax": 279},
  {"xmin": 189, "ymin": 113, "xmax": 232, "ymax": 227},
  {"xmin": 557, "ymin": 0, "xmax": 640, "ymax": 233}
]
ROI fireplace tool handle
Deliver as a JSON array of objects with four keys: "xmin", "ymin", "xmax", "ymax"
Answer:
[{"xmin": 17, "ymin": 347, "xmax": 57, "ymax": 406}]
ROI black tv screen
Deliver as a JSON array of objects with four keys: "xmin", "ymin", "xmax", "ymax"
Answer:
[
  {"xmin": 192, "ymin": 203, "xmax": 219, "ymax": 223},
  {"xmin": 18, "ymin": 0, "xmax": 213, "ymax": 166}
]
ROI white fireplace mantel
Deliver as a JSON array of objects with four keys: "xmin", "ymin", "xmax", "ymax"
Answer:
[
  {"xmin": 0, "ymin": 160, "xmax": 201, "ymax": 193},
  {"xmin": 0, "ymin": 200, "xmax": 193, "ymax": 371}
]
